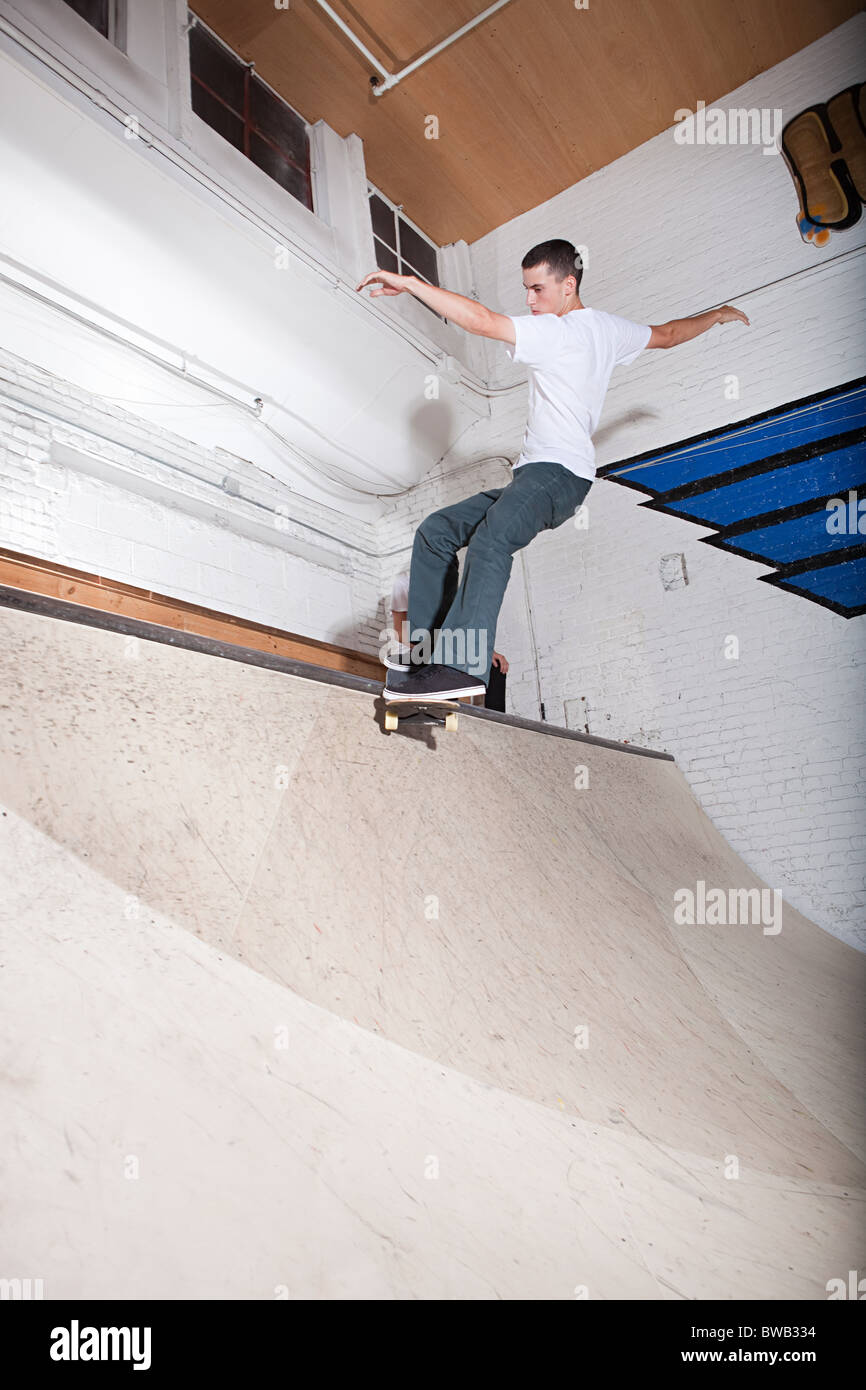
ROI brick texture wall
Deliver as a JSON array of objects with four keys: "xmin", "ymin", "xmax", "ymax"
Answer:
[
  {"xmin": 0, "ymin": 348, "xmax": 382, "ymax": 652},
  {"xmin": 462, "ymin": 17, "xmax": 866, "ymax": 945}
]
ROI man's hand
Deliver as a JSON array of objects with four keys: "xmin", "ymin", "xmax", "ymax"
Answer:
[
  {"xmin": 717, "ymin": 305, "xmax": 750, "ymax": 326},
  {"xmin": 492, "ymin": 651, "xmax": 509, "ymax": 673},
  {"xmin": 356, "ymin": 269, "xmax": 409, "ymax": 298}
]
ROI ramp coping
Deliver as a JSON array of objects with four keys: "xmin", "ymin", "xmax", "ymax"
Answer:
[{"xmin": 0, "ymin": 585, "xmax": 675, "ymax": 761}]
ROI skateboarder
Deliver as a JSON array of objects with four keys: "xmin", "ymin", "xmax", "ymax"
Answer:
[{"xmin": 357, "ymin": 239, "xmax": 748, "ymax": 703}]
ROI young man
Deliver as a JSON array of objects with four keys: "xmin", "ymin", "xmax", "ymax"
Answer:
[{"xmin": 357, "ymin": 239, "xmax": 749, "ymax": 702}]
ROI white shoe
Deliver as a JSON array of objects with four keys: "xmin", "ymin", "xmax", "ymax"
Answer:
[{"xmin": 383, "ymin": 644, "xmax": 412, "ymax": 671}]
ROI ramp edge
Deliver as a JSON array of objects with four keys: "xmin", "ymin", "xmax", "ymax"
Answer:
[{"xmin": 0, "ymin": 585, "xmax": 675, "ymax": 761}]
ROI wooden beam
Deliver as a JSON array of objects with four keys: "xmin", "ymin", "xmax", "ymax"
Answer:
[{"xmin": 0, "ymin": 548, "xmax": 385, "ymax": 681}]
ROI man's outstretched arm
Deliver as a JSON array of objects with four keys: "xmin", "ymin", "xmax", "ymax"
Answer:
[
  {"xmin": 356, "ymin": 268, "xmax": 515, "ymax": 341},
  {"xmin": 355, "ymin": 269, "xmax": 749, "ymax": 347},
  {"xmin": 645, "ymin": 306, "xmax": 749, "ymax": 347}
]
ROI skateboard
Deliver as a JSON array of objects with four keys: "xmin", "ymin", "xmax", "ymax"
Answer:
[{"xmin": 383, "ymin": 697, "xmax": 463, "ymax": 732}]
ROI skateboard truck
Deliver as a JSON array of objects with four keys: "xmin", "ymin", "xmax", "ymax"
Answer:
[{"xmin": 383, "ymin": 698, "xmax": 463, "ymax": 732}]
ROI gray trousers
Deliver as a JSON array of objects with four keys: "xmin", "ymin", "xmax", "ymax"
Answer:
[{"xmin": 407, "ymin": 461, "xmax": 592, "ymax": 685}]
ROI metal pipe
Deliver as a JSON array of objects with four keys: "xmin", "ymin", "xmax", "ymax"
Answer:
[
  {"xmin": 312, "ymin": 0, "xmax": 391, "ymax": 82},
  {"xmin": 313, "ymin": 0, "xmax": 514, "ymax": 95}
]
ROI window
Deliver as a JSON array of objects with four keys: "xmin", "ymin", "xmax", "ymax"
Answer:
[
  {"xmin": 61, "ymin": 0, "xmax": 126, "ymax": 48},
  {"xmin": 188, "ymin": 13, "xmax": 312, "ymax": 212},
  {"xmin": 368, "ymin": 186, "xmax": 441, "ymax": 318}
]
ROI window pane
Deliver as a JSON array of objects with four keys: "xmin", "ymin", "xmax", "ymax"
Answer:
[
  {"xmin": 189, "ymin": 17, "xmax": 312, "ymax": 210},
  {"xmin": 191, "ymin": 81, "xmax": 244, "ymax": 152},
  {"xmin": 62, "ymin": 0, "xmax": 110, "ymax": 36},
  {"xmin": 370, "ymin": 194, "xmax": 396, "ymax": 250},
  {"xmin": 249, "ymin": 79, "xmax": 309, "ymax": 170},
  {"xmin": 189, "ymin": 20, "xmax": 245, "ymax": 115},
  {"xmin": 373, "ymin": 238, "xmax": 398, "ymax": 273},
  {"xmin": 249, "ymin": 133, "xmax": 312, "ymax": 209},
  {"xmin": 398, "ymin": 220, "xmax": 438, "ymax": 286}
]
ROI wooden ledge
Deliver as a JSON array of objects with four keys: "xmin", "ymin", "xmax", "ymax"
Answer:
[{"xmin": 0, "ymin": 548, "xmax": 385, "ymax": 682}]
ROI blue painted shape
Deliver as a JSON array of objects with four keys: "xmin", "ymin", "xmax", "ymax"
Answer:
[
  {"xmin": 774, "ymin": 555, "xmax": 866, "ymax": 608},
  {"xmin": 605, "ymin": 379, "xmax": 866, "ymax": 614},
  {"xmin": 715, "ymin": 506, "xmax": 865, "ymax": 564},
  {"xmin": 610, "ymin": 385, "xmax": 866, "ymax": 492},
  {"xmin": 662, "ymin": 441, "xmax": 866, "ymax": 524}
]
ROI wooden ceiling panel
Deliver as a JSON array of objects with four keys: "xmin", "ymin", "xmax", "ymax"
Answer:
[{"xmin": 191, "ymin": 0, "xmax": 862, "ymax": 246}]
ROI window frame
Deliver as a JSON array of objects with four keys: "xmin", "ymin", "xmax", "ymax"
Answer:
[
  {"xmin": 367, "ymin": 183, "xmax": 442, "ymax": 319},
  {"xmin": 188, "ymin": 10, "xmax": 313, "ymax": 213},
  {"xmin": 60, "ymin": 0, "xmax": 127, "ymax": 51}
]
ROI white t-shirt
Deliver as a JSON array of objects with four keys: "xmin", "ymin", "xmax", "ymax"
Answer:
[
  {"xmin": 504, "ymin": 308, "xmax": 652, "ymax": 480},
  {"xmin": 391, "ymin": 570, "xmax": 409, "ymax": 611}
]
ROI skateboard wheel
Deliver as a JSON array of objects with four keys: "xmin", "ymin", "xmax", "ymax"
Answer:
[
  {"xmin": 445, "ymin": 712, "xmax": 458, "ymax": 732},
  {"xmin": 384, "ymin": 709, "xmax": 399, "ymax": 731}
]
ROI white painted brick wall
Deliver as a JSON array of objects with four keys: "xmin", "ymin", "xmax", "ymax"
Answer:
[
  {"xmin": 462, "ymin": 17, "xmax": 866, "ymax": 946},
  {"xmin": 0, "ymin": 346, "xmax": 384, "ymax": 653}
]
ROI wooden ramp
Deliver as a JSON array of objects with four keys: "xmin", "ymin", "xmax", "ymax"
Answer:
[{"xmin": 0, "ymin": 596, "xmax": 863, "ymax": 1299}]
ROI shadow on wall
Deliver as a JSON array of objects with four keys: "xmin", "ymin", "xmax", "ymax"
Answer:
[{"xmin": 593, "ymin": 407, "xmax": 663, "ymax": 454}]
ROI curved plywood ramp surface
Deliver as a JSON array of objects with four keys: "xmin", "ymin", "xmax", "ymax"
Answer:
[{"xmin": 0, "ymin": 600, "xmax": 863, "ymax": 1299}]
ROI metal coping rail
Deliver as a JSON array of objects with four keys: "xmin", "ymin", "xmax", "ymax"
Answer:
[{"xmin": 0, "ymin": 585, "xmax": 675, "ymax": 762}]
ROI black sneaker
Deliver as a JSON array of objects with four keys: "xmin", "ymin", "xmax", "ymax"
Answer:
[{"xmin": 383, "ymin": 663, "xmax": 486, "ymax": 701}]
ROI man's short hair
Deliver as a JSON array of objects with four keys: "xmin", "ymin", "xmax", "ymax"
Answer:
[{"xmin": 521, "ymin": 239, "xmax": 583, "ymax": 294}]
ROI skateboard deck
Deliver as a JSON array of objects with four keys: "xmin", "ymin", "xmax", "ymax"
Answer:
[{"xmin": 383, "ymin": 697, "xmax": 463, "ymax": 732}]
